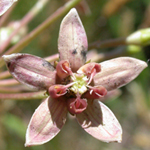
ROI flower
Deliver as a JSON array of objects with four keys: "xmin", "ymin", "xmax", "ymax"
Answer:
[{"xmin": 3, "ymin": 8, "xmax": 147, "ymax": 147}]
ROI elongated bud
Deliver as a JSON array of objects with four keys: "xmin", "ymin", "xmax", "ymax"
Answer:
[
  {"xmin": 0, "ymin": 0, "xmax": 17, "ymax": 16},
  {"xmin": 3, "ymin": 53, "xmax": 56, "ymax": 90},
  {"xmin": 126, "ymin": 28, "xmax": 150, "ymax": 46}
]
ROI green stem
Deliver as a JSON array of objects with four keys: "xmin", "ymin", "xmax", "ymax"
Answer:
[
  {"xmin": 87, "ymin": 46, "xmax": 127, "ymax": 62},
  {"xmin": 0, "ymin": 0, "xmax": 81, "ymax": 68},
  {"xmin": 0, "ymin": 91, "xmax": 47, "ymax": 100},
  {"xmin": 88, "ymin": 37, "xmax": 126, "ymax": 49}
]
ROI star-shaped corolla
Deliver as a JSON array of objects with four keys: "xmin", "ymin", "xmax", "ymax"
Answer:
[{"xmin": 3, "ymin": 8, "xmax": 147, "ymax": 147}]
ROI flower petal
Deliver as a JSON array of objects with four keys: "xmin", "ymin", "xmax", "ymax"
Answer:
[
  {"xmin": 58, "ymin": 8, "xmax": 88, "ymax": 72},
  {"xmin": 93, "ymin": 57, "xmax": 147, "ymax": 91},
  {"xmin": 0, "ymin": 0, "xmax": 17, "ymax": 16},
  {"xmin": 3, "ymin": 53, "xmax": 56, "ymax": 90},
  {"xmin": 25, "ymin": 97, "xmax": 68, "ymax": 146},
  {"xmin": 76, "ymin": 100, "xmax": 122, "ymax": 143}
]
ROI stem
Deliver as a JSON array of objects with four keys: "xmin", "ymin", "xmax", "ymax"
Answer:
[
  {"xmin": 87, "ymin": 46, "xmax": 127, "ymax": 62},
  {"xmin": 0, "ymin": 78, "xmax": 19, "ymax": 86},
  {"xmin": 0, "ymin": 91, "xmax": 47, "ymax": 100},
  {"xmin": 45, "ymin": 53, "xmax": 59, "ymax": 62},
  {"xmin": 0, "ymin": 71, "xmax": 10, "ymax": 79},
  {"xmin": 0, "ymin": 2, "xmax": 17, "ymax": 27},
  {"xmin": 0, "ymin": 0, "xmax": 81, "ymax": 68},
  {"xmin": 88, "ymin": 37, "xmax": 126, "ymax": 49},
  {"xmin": 0, "ymin": 86, "xmax": 27, "ymax": 93},
  {"xmin": 0, "ymin": 0, "xmax": 49, "ymax": 53}
]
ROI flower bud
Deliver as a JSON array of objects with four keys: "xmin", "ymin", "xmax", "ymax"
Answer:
[{"xmin": 126, "ymin": 28, "xmax": 150, "ymax": 46}]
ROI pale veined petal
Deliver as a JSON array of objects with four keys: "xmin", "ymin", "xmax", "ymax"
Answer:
[
  {"xmin": 93, "ymin": 57, "xmax": 147, "ymax": 91},
  {"xmin": 58, "ymin": 8, "xmax": 88, "ymax": 72},
  {"xmin": 76, "ymin": 100, "xmax": 122, "ymax": 143},
  {"xmin": 3, "ymin": 53, "xmax": 56, "ymax": 90},
  {"xmin": 25, "ymin": 97, "xmax": 68, "ymax": 146}
]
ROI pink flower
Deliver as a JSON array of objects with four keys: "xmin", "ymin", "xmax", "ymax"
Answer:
[{"xmin": 3, "ymin": 8, "xmax": 147, "ymax": 146}]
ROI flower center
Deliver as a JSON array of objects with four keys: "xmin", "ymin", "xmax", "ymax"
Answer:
[{"xmin": 70, "ymin": 73, "xmax": 88, "ymax": 95}]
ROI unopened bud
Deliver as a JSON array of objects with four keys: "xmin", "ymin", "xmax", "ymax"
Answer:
[{"xmin": 126, "ymin": 28, "xmax": 150, "ymax": 46}]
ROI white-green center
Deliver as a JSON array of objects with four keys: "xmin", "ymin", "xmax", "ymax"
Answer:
[{"xmin": 70, "ymin": 73, "xmax": 88, "ymax": 95}]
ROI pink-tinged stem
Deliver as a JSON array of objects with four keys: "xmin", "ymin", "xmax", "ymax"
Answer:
[
  {"xmin": 0, "ymin": 91, "xmax": 46, "ymax": 100},
  {"xmin": 89, "ymin": 37, "xmax": 126, "ymax": 49},
  {"xmin": 0, "ymin": 0, "xmax": 49, "ymax": 53},
  {"xmin": 0, "ymin": 78, "xmax": 19, "ymax": 86},
  {"xmin": 0, "ymin": 2, "xmax": 17, "ymax": 27},
  {"xmin": 0, "ymin": 86, "xmax": 29, "ymax": 93},
  {"xmin": 0, "ymin": 70, "xmax": 10, "ymax": 79},
  {"xmin": 44, "ymin": 53, "xmax": 59, "ymax": 62},
  {"xmin": 0, "ymin": 0, "xmax": 81, "ymax": 68}
]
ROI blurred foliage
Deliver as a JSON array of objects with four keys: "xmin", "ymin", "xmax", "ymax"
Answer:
[{"xmin": 0, "ymin": 0, "xmax": 150, "ymax": 150}]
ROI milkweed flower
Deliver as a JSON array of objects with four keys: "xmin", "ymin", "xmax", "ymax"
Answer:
[{"xmin": 3, "ymin": 8, "xmax": 147, "ymax": 147}]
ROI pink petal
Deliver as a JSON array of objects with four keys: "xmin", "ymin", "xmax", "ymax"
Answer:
[
  {"xmin": 0, "ymin": 0, "xmax": 17, "ymax": 16},
  {"xmin": 93, "ymin": 57, "xmax": 147, "ymax": 91},
  {"xmin": 25, "ymin": 97, "xmax": 68, "ymax": 146},
  {"xmin": 58, "ymin": 8, "xmax": 88, "ymax": 72},
  {"xmin": 76, "ymin": 100, "xmax": 122, "ymax": 143},
  {"xmin": 3, "ymin": 53, "xmax": 56, "ymax": 90}
]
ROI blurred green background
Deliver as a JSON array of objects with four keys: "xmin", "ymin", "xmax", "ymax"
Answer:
[{"xmin": 0, "ymin": 0, "xmax": 150, "ymax": 150}]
